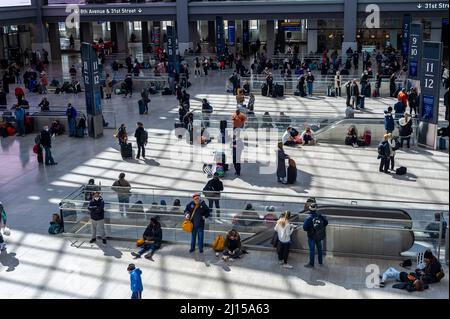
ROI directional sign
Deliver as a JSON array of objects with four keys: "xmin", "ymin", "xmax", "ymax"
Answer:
[
  {"xmin": 419, "ymin": 41, "xmax": 443, "ymax": 124},
  {"xmin": 402, "ymin": 14, "xmax": 411, "ymax": 58},
  {"xmin": 228, "ymin": 20, "xmax": 235, "ymax": 46},
  {"xmin": 408, "ymin": 23, "xmax": 423, "ymax": 80},
  {"xmin": 81, "ymin": 42, "xmax": 101, "ymax": 117},
  {"xmin": 167, "ymin": 26, "xmax": 177, "ymax": 76},
  {"xmin": 216, "ymin": 16, "xmax": 225, "ymax": 57}
]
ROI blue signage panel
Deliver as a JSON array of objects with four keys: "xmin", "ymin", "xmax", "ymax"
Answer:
[
  {"xmin": 167, "ymin": 26, "xmax": 177, "ymax": 76},
  {"xmin": 419, "ymin": 41, "xmax": 443, "ymax": 124},
  {"xmin": 242, "ymin": 20, "xmax": 250, "ymax": 55},
  {"xmin": 228, "ymin": 20, "xmax": 235, "ymax": 47},
  {"xmin": 81, "ymin": 42, "xmax": 102, "ymax": 116},
  {"xmin": 408, "ymin": 23, "xmax": 422, "ymax": 80},
  {"xmin": 402, "ymin": 14, "xmax": 411, "ymax": 58},
  {"xmin": 216, "ymin": 16, "xmax": 225, "ymax": 57}
]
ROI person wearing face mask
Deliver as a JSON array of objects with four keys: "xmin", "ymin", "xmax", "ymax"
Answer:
[
  {"xmin": 184, "ymin": 193, "xmax": 211, "ymax": 253},
  {"xmin": 87, "ymin": 191, "xmax": 106, "ymax": 244},
  {"xmin": 40, "ymin": 125, "xmax": 57, "ymax": 166}
]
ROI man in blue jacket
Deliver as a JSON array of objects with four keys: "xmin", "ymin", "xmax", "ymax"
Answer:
[
  {"xmin": 393, "ymin": 97, "xmax": 406, "ymax": 122},
  {"xmin": 14, "ymin": 105, "xmax": 25, "ymax": 137},
  {"xmin": 303, "ymin": 203, "xmax": 328, "ymax": 268},
  {"xmin": 184, "ymin": 193, "xmax": 211, "ymax": 253},
  {"xmin": 127, "ymin": 264, "xmax": 143, "ymax": 299},
  {"xmin": 66, "ymin": 103, "xmax": 77, "ymax": 137},
  {"xmin": 384, "ymin": 107, "xmax": 395, "ymax": 133}
]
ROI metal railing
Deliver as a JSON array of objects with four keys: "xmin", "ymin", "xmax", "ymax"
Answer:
[{"xmin": 59, "ymin": 187, "xmax": 448, "ymax": 260}]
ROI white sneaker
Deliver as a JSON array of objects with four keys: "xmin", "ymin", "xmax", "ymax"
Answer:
[
  {"xmin": 278, "ymin": 260, "xmax": 284, "ymax": 265},
  {"xmin": 282, "ymin": 263, "xmax": 293, "ymax": 269}
]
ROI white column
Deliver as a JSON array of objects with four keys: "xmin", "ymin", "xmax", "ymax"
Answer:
[
  {"xmin": 307, "ymin": 19, "xmax": 318, "ymax": 54},
  {"xmin": 430, "ymin": 18, "xmax": 442, "ymax": 42}
]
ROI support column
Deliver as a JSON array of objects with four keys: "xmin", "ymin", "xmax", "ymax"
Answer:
[
  {"xmin": 80, "ymin": 22, "xmax": 93, "ymax": 44},
  {"xmin": 176, "ymin": 0, "xmax": 190, "ymax": 54},
  {"xmin": 430, "ymin": 18, "xmax": 442, "ymax": 42},
  {"xmin": 342, "ymin": 0, "xmax": 357, "ymax": 53},
  {"xmin": 31, "ymin": 0, "xmax": 51, "ymax": 60},
  {"xmin": 141, "ymin": 21, "xmax": 149, "ymax": 53},
  {"xmin": 307, "ymin": 19, "xmax": 318, "ymax": 54},
  {"xmin": 111, "ymin": 22, "xmax": 127, "ymax": 53},
  {"xmin": 276, "ymin": 20, "xmax": 285, "ymax": 54},
  {"xmin": 189, "ymin": 21, "xmax": 200, "ymax": 50},
  {"xmin": 266, "ymin": 20, "xmax": 275, "ymax": 58},
  {"xmin": 152, "ymin": 21, "xmax": 162, "ymax": 51},
  {"xmin": 208, "ymin": 20, "xmax": 216, "ymax": 51},
  {"xmin": 48, "ymin": 23, "xmax": 61, "ymax": 63}
]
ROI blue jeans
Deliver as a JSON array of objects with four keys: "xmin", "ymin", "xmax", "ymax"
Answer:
[
  {"xmin": 308, "ymin": 238, "xmax": 323, "ymax": 266},
  {"xmin": 44, "ymin": 147, "xmax": 55, "ymax": 165},
  {"xmin": 190, "ymin": 227, "xmax": 204, "ymax": 252},
  {"xmin": 307, "ymin": 82, "xmax": 313, "ymax": 95},
  {"xmin": 131, "ymin": 291, "xmax": 142, "ymax": 299},
  {"xmin": 68, "ymin": 118, "xmax": 76, "ymax": 136},
  {"xmin": 138, "ymin": 244, "xmax": 157, "ymax": 256},
  {"xmin": 16, "ymin": 120, "xmax": 25, "ymax": 136}
]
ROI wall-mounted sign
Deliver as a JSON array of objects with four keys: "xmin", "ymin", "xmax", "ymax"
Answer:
[
  {"xmin": 228, "ymin": 21, "xmax": 235, "ymax": 47},
  {"xmin": 81, "ymin": 42, "xmax": 102, "ymax": 117},
  {"xmin": 419, "ymin": 41, "xmax": 443, "ymax": 124},
  {"xmin": 402, "ymin": 14, "xmax": 411, "ymax": 58},
  {"xmin": 408, "ymin": 23, "xmax": 422, "ymax": 80},
  {"xmin": 280, "ymin": 22, "xmax": 303, "ymax": 31},
  {"xmin": 216, "ymin": 16, "xmax": 225, "ymax": 57},
  {"xmin": 416, "ymin": 2, "xmax": 449, "ymax": 9},
  {"xmin": 0, "ymin": 0, "xmax": 31, "ymax": 6}
]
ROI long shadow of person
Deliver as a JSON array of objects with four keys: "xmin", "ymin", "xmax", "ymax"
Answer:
[
  {"xmin": 97, "ymin": 242, "xmax": 123, "ymax": 259},
  {"xmin": 0, "ymin": 249, "xmax": 20, "ymax": 272}
]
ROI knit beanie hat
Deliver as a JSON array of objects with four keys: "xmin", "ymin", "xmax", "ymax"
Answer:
[{"xmin": 424, "ymin": 250, "xmax": 433, "ymax": 260}]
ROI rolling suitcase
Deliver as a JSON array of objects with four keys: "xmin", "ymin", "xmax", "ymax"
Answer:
[
  {"xmin": 287, "ymin": 159, "xmax": 297, "ymax": 184},
  {"xmin": 271, "ymin": 85, "xmax": 278, "ymax": 98},
  {"xmin": 121, "ymin": 143, "xmax": 132, "ymax": 158},
  {"xmin": 364, "ymin": 83, "xmax": 371, "ymax": 97},
  {"xmin": 261, "ymin": 83, "xmax": 268, "ymax": 96},
  {"xmin": 174, "ymin": 122, "xmax": 185, "ymax": 139},
  {"xmin": 276, "ymin": 84, "xmax": 284, "ymax": 97},
  {"xmin": 138, "ymin": 100, "xmax": 145, "ymax": 115},
  {"xmin": 357, "ymin": 95, "xmax": 365, "ymax": 109}
]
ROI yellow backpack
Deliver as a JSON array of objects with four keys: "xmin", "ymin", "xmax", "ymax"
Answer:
[{"xmin": 212, "ymin": 235, "xmax": 225, "ymax": 252}]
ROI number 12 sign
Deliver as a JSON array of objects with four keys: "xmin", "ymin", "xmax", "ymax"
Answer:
[{"xmin": 419, "ymin": 41, "xmax": 443, "ymax": 124}]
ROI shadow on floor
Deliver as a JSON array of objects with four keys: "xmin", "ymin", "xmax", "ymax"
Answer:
[{"xmin": 0, "ymin": 249, "xmax": 20, "ymax": 272}]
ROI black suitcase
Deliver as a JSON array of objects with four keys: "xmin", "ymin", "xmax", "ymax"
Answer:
[
  {"xmin": 276, "ymin": 84, "xmax": 284, "ymax": 97},
  {"xmin": 121, "ymin": 143, "xmax": 132, "ymax": 158},
  {"xmin": 396, "ymin": 166, "xmax": 407, "ymax": 175},
  {"xmin": 287, "ymin": 159, "xmax": 297, "ymax": 184},
  {"xmin": 0, "ymin": 93, "xmax": 6, "ymax": 105},
  {"xmin": 138, "ymin": 100, "xmax": 145, "ymax": 114},
  {"xmin": 364, "ymin": 83, "xmax": 371, "ymax": 97},
  {"xmin": 272, "ymin": 85, "xmax": 278, "ymax": 98},
  {"xmin": 261, "ymin": 84, "xmax": 268, "ymax": 96}
]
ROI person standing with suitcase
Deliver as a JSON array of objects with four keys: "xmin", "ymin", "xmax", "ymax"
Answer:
[
  {"xmin": 303, "ymin": 203, "xmax": 328, "ymax": 268},
  {"xmin": 40, "ymin": 125, "xmax": 57, "ymax": 166},
  {"xmin": 134, "ymin": 122, "xmax": 148, "ymax": 160},
  {"xmin": 306, "ymin": 71, "xmax": 315, "ymax": 96}
]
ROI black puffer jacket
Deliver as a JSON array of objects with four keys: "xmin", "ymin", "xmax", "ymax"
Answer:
[{"xmin": 399, "ymin": 117, "xmax": 413, "ymax": 137}]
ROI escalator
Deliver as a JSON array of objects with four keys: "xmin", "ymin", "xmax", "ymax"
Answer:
[{"xmin": 242, "ymin": 205, "xmax": 415, "ymax": 258}]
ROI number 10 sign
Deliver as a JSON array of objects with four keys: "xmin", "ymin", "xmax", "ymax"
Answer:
[{"xmin": 419, "ymin": 41, "xmax": 443, "ymax": 124}]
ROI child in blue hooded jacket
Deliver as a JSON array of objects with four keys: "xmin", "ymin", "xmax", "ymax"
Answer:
[{"xmin": 127, "ymin": 264, "xmax": 143, "ymax": 299}]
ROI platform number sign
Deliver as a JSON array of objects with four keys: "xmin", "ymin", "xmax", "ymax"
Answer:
[
  {"xmin": 408, "ymin": 23, "xmax": 422, "ymax": 80},
  {"xmin": 401, "ymin": 14, "xmax": 411, "ymax": 58},
  {"xmin": 166, "ymin": 26, "xmax": 177, "ymax": 76},
  {"xmin": 419, "ymin": 41, "xmax": 442, "ymax": 124},
  {"xmin": 81, "ymin": 42, "xmax": 102, "ymax": 117}
]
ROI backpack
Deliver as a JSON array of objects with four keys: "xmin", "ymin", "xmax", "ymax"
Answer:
[
  {"xmin": 212, "ymin": 235, "xmax": 225, "ymax": 252},
  {"xmin": 310, "ymin": 214, "xmax": 326, "ymax": 241},
  {"xmin": 141, "ymin": 130, "xmax": 148, "ymax": 144},
  {"xmin": 392, "ymin": 137, "xmax": 401, "ymax": 151},
  {"xmin": 378, "ymin": 142, "xmax": 389, "ymax": 157},
  {"xmin": 48, "ymin": 223, "xmax": 62, "ymax": 235},
  {"xmin": 35, "ymin": 134, "xmax": 41, "ymax": 145}
]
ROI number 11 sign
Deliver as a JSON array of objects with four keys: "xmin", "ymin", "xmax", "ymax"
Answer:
[{"xmin": 419, "ymin": 41, "xmax": 442, "ymax": 124}]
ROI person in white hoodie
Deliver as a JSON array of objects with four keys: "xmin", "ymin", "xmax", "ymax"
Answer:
[{"xmin": 274, "ymin": 211, "xmax": 297, "ymax": 269}]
